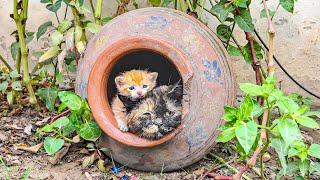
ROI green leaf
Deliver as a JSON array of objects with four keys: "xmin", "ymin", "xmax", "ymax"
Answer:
[
  {"xmin": 217, "ymin": 127, "xmax": 236, "ymax": 142},
  {"xmin": 101, "ymin": 17, "xmax": 113, "ymax": 23},
  {"xmin": 7, "ymin": 90, "xmax": 15, "ymax": 104},
  {"xmin": 86, "ymin": 23, "xmax": 101, "ymax": 34},
  {"xmin": 56, "ymin": 72, "xmax": 64, "ymax": 84},
  {"xmin": 46, "ymin": 0, "xmax": 62, "ymax": 13},
  {"xmin": 310, "ymin": 162, "xmax": 320, "ymax": 176},
  {"xmin": 232, "ymin": 0, "xmax": 248, "ymax": 8},
  {"xmin": 222, "ymin": 106, "xmax": 238, "ymax": 122},
  {"xmin": 276, "ymin": 161, "xmax": 299, "ymax": 179},
  {"xmin": 227, "ymin": 45, "xmax": 242, "ymax": 57},
  {"xmin": 238, "ymin": 96, "xmax": 254, "ymax": 120},
  {"xmin": 0, "ymin": 82, "xmax": 8, "ymax": 93},
  {"xmin": 304, "ymin": 111, "xmax": 320, "ymax": 118},
  {"xmin": 243, "ymin": 41, "xmax": 263, "ymax": 64},
  {"xmin": 271, "ymin": 138, "xmax": 288, "ymax": 175},
  {"xmin": 298, "ymin": 159, "xmax": 309, "ymax": 177},
  {"xmin": 278, "ymin": 119, "xmax": 302, "ymax": 147},
  {"xmin": 216, "ymin": 24, "xmax": 232, "ymax": 42},
  {"xmin": 260, "ymin": 9, "xmax": 276, "ymax": 18},
  {"xmin": 39, "ymin": 46, "xmax": 60, "ymax": 62},
  {"xmin": 234, "ymin": 9, "xmax": 254, "ymax": 32},
  {"xmin": 280, "ymin": 0, "xmax": 295, "ymax": 13},
  {"xmin": 239, "ymin": 83, "xmax": 263, "ymax": 96},
  {"xmin": 37, "ymin": 88, "xmax": 58, "ymax": 112},
  {"xmin": 235, "ymin": 121, "xmax": 258, "ymax": 154},
  {"xmin": 11, "ymin": 81, "xmax": 22, "ymax": 91},
  {"xmin": 210, "ymin": 1, "xmax": 235, "ymax": 22},
  {"xmin": 308, "ymin": 144, "xmax": 320, "ymax": 159},
  {"xmin": 51, "ymin": 116, "xmax": 70, "ymax": 129},
  {"xmin": 58, "ymin": 91, "xmax": 82, "ymax": 111},
  {"xmin": 40, "ymin": 0, "xmax": 50, "ymax": 3},
  {"xmin": 79, "ymin": 121, "xmax": 101, "ymax": 141},
  {"xmin": 25, "ymin": 32, "xmax": 35, "ymax": 44},
  {"xmin": 57, "ymin": 20, "xmax": 72, "ymax": 33},
  {"xmin": 44, "ymin": 137, "xmax": 64, "ymax": 155},
  {"xmin": 295, "ymin": 115, "xmax": 319, "ymax": 129},
  {"xmin": 58, "ymin": 102, "xmax": 67, "ymax": 113},
  {"xmin": 149, "ymin": 0, "xmax": 161, "ymax": 6},
  {"xmin": 9, "ymin": 70, "xmax": 20, "ymax": 78},
  {"xmin": 63, "ymin": 122, "xmax": 76, "ymax": 136},
  {"xmin": 162, "ymin": 0, "xmax": 173, "ymax": 7},
  {"xmin": 40, "ymin": 124, "xmax": 53, "ymax": 133},
  {"xmin": 10, "ymin": 42, "xmax": 20, "ymax": 61},
  {"xmin": 277, "ymin": 97, "xmax": 299, "ymax": 114},
  {"xmin": 290, "ymin": 141, "xmax": 308, "ymax": 161},
  {"xmin": 51, "ymin": 31, "xmax": 63, "ymax": 46}
]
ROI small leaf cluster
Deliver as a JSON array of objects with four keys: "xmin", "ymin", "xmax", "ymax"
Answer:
[
  {"xmin": 0, "ymin": 70, "xmax": 23, "ymax": 104},
  {"xmin": 218, "ymin": 75, "xmax": 320, "ymax": 178},
  {"xmin": 37, "ymin": 90, "xmax": 101, "ymax": 155}
]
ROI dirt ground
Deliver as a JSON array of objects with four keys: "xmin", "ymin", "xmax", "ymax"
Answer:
[{"xmin": 0, "ymin": 99, "xmax": 319, "ymax": 180}]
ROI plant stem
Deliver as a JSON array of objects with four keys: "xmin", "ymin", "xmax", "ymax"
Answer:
[
  {"xmin": 50, "ymin": 109, "xmax": 71, "ymax": 124},
  {"xmin": 13, "ymin": 0, "xmax": 37, "ymax": 105},
  {"xmin": 64, "ymin": 5, "xmax": 68, "ymax": 20},
  {"xmin": 178, "ymin": 0, "xmax": 187, "ymax": 12},
  {"xmin": 55, "ymin": 12, "xmax": 60, "ymax": 24},
  {"xmin": 186, "ymin": 0, "xmax": 194, "ymax": 12},
  {"xmin": 94, "ymin": 0, "xmax": 103, "ymax": 25},
  {"xmin": 0, "ymin": 53, "xmax": 13, "ymax": 71},
  {"xmin": 174, "ymin": 0, "xmax": 178, "ymax": 9},
  {"xmin": 16, "ymin": 47, "xmax": 21, "ymax": 73}
]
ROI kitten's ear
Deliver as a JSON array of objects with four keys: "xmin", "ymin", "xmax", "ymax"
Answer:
[
  {"xmin": 115, "ymin": 76, "xmax": 125, "ymax": 88},
  {"xmin": 149, "ymin": 72, "xmax": 158, "ymax": 83}
]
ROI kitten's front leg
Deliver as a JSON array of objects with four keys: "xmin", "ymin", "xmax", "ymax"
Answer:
[{"xmin": 116, "ymin": 115, "xmax": 129, "ymax": 132}]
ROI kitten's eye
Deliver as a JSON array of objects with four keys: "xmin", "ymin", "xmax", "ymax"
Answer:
[
  {"xmin": 165, "ymin": 111, "xmax": 174, "ymax": 116},
  {"xmin": 142, "ymin": 84, "xmax": 148, "ymax": 89},
  {"xmin": 128, "ymin": 86, "xmax": 135, "ymax": 91}
]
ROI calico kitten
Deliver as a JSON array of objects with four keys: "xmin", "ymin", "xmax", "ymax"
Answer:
[
  {"xmin": 125, "ymin": 82, "xmax": 183, "ymax": 140},
  {"xmin": 111, "ymin": 70, "xmax": 158, "ymax": 132}
]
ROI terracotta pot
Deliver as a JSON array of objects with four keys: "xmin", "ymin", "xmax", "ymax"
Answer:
[{"xmin": 76, "ymin": 7, "xmax": 235, "ymax": 172}]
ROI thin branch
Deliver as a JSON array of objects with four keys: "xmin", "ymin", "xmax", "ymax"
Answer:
[
  {"xmin": 0, "ymin": 53, "xmax": 13, "ymax": 71},
  {"xmin": 50, "ymin": 109, "xmax": 71, "ymax": 124},
  {"xmin": 64, "ymin": 5, "xmax": 68, "ymax": 20},
  {"xmin": 245, "ymin": 32, "xmax": 262, "ymax": 86},
  {"xmin": 55, "ymin": 12, "xmax": 60, "ymax": 24}
]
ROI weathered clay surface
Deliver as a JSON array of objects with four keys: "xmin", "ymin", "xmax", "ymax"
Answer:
[{"xmin": 76, "ymin": 8, "xmax": 235, "ymax": 172}]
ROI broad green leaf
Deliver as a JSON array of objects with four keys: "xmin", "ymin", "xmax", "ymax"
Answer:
[
  {"xmin": 238, "ymin": 95, "xmax": 254, "ymax": 120},
  {"xmin": 288, "ymin": 147, "xmax": 299, "ymax": 158},
  {"xmin": 51, "ymin": 116, "xmax": 70, "ymax": 129},
  {"xmin": 79, "ymin": 121, "xmax": 101, "ymax": 141},
  {"xmin": 10, "ymin": 42, "xmax": 19, "ymax": 61},
  {"xmin": 58, "ymin": 102, "xmax": 67, "ymax": 113},
  {"xmin": 262, "ymin": 84, "xmax": 274, "ymax": 96},
  {"xmin": 232, "ymin": 0, "xmax": 248, "ymax": 8},
  {"xmin": 227, "ymin": 45, "xmax": 242, "ymax": 57},
  {"xmin": 0, "ymin": 82, "xmax": 8, "ymax": 93},
  {"xmin": 308, "ymin": 144, "xmax": 320, "ymax": 159},
  {"xmin": 298, "ymin": 159, "xmax": 309, "ymax": 177},
  {"xmin": 40, "ymin": 124, "xmax": 53, "ymax": 133},
  {"xmin": 278, "ymin": 119, "xmax": 302, "ymax": 147},
  {"xmin": 222, "ymin": 106, "xmax": 238, "ymax": 122},
  {"xmin": 310, "ymin": 161, "xmax": 320, "ymax": 176},
  {"xmin": 44, "ymin": 137, "xmax": 64, "ymax": 155},
  {"xmin": 57, "ymin": 20, "xmax": 72, "ymax": 33},
  {"xmin": 216, "ymin": 24, "xmax": 232, "ymax": 42},
  {"xmin": 265, "ymin": 74, "xmax": 276, "ymax": 85},
  {"xmin": 58, "ymin": 91, "xmax": 82, "ymax": 111},
  {"xmin": 51, "ymin": 31, "xmax": 63, "ymax": 46},
  {"xmin": 68, "ymin": 112, "xmax": 81, "ymax": 131},
  {"xmin": 149, "ymin": 0, "xmax": 161, "ymax": 6},
  {"xmin": 40, "ymin": 0, "xmax": 50, "ymax": 3},
  {"xmin": 295, "ymin": 115, "xmax": 319, "ymax": 129},
  {"xmin": 9, "ymin": 70, "xmax": 20, "ymax": 78},
  {"xmin": 25, "ymin": 32, "xmax": 35, "ymax": 44},
  {"xmin": 251, "ymin": 102, "xmax": 263, "ymax": 118},
  {"xmin": 260, "ymin": 9, "xmax": 276, "ymax": 18},
  {"xmin": 234, "ymin": 9, "xmax": 254, "ymax": 32},
  {"xmin": 280, "ymin": 0, "xmax": 295, "ymax": 13},
  {"xmin": 243, "ymin": 41, "xmax": 264, "ymax": 64},
  {"xmin": 217, "ymin": 127, "xmax": 236, "ymax": 142},
  {"xmin": 7, "ymin": 90, "xmax": 15, "ymax": 104},
  {"xmin": 271, "ymin": 138, "xmax": 288, "ymax": 175},
  {"xmin": 210, "ymin": 0, "xmax": 235, "ymax": 22},
  {"xmin": 290, "ymin": 141, "xmax": 308, "ymax": 161},
  {"xmin": 11, "ymin": 81, "xmax": 22, "ymax": 91},
  {"xmin": 39, "ymin": 46, "xmax": 60, "ymax": 62},
  {"xmin": 235, "ymin": 121, "xmax": 258, "ymax": 154},
  {"xmin": 239, "ymin": 83, "xmax": 263, "ymax": 96},
  {"xmin": 277, "ymin": 97, "xmax": 299, "ymax": 114},
  {"xmin": 86, "ymin": 23, "xmax": 101, "ymax": 34},
  {"xmin": 276, "ymin": 161, "xmax": 299, "ymax": 179},
  {"xmin": 63, "ymin": 122, "xmax": 76, "ymax": 136},
  {"xmin": 56, "ymin": 72, "xmax": 64, "ymax": 84},
  {"xmin": 37, "ymin": 87, "xmax": 58, "ymax": 112},
  {"xmin": 101, "ymin": 17, "xmax": 113, "ymax": 23},
  {"xmin": 304, "ymin": 111, "xmax": 320, "ymax": 118},
  {"xmin": 46, "ymin": 0, "xmax": 62, "ymax": 13}
]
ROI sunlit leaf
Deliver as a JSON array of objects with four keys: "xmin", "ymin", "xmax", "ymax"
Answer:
[
  {"xmin": 235, "ymin": 121, "xmax": 258, "ymax": 154},
  {"xmin": 44, "ymin": 137, "xmax": 64, "ymax": 155},
  {"xmin": 235, "ymin": 9, "xmax": 254, "ymax": 32}
]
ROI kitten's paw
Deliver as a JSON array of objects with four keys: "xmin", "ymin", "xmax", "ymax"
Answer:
[{"xmin": 118, "ymin": 122, "xmax": 128, "ymax": 132}]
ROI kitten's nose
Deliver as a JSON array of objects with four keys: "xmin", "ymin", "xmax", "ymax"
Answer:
[{"xmin": 137, "ymin": 91, "xmax": 142, "ymax": 96}]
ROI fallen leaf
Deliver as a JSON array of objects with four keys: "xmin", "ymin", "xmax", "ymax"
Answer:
[
  {"xmin": 82, "ymin": 152, "xmax": 98, "ymax": 168},
  {"xmin": 6, "ymin": 124, "xmax": 23, "ymax": 130},
  {"xmin": 84, "ymin": 172, "xmax": 93, "ymax": 180},
  {"xmin": 72, "ymin": 134, "xmax": 81, "ymax": 143},
  {"xmin": 14, "ymin": 143, "xmax": 43, "ymax": 153},
  {"xmin": 24, "ymin": 124, "xmax": 33, "ymax": 135},
  {"xmin": 49, "ymin": 146, "xmax": 69, "ymax": 165},
  {"xmin": 97, "ymin": 159, "xmax": 106, "ymax": 172}
]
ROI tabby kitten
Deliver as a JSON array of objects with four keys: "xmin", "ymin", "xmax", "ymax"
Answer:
[
  {"xmin": 125, "ymin": 82, "xmax": 183, "ymax": 140},
  {"xmin": 111, "ymin": 70, "xmax": 158, "ymax": 132}
]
